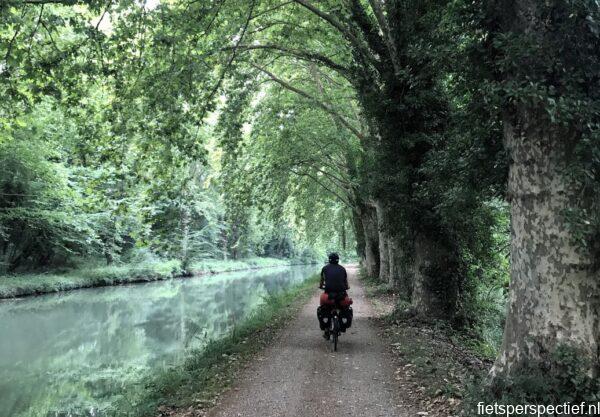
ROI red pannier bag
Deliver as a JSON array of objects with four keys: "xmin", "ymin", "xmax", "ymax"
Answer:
[
  {"xmin": 320, "ymin": 292, "xmax": 334, "ymax": 306},
  {"xmin": 320, "ymin": 292, "xmax": 353, "ymax": 307},
  {"xmin": 340, "ymin": 296, "xmax": 353, "ymax": 307}
]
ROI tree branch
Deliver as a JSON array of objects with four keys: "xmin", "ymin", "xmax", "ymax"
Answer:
[
  {"xmin": 195, "ymin": 0, "xmax": 256, "ymax": 123},
  {"xmin": 367, "ymin": 0, "xmax": 401, "ymax": 74},
  {"xmin": 4, "ymin": 7, "xmax": 29, "ymax": 63},
  {"xmin": 292, "ymin": 157, "xmax": 353, "ymax": 190},
  {"xmin": 232, "ymin": 43, "xmax": 351, "ymax": 77},
  {"xmin": 10, "ymin": 0, "xmax": 77, "ymax": 4},
  {"xmin": 248, "ymin": 20, "xmax": 290, "ymax": 35},
  {"xmin": 201, "ymin": 0, "xmax": 226, "ymax": 35},
  {"xmin": 347, "ymin": 0, "xmax": 390, "ymax": 70},
  {"xmin": 291, "ymin": 0, "xmax": 376, "ymax": 67},
  {"xmin": 249, "ymin": 1, "xmax": 294, "ymax": 21},
  {"xmin": 94, "ymin": 0, "xmax": 112, "ymax": 31},
  {"xmin": 251, "ymin": 63, "xmax": 365, "ymax": 142},
  {"xmin": 308, "ymin": 62, "xmax": 359, "ymax": 142},
  {"xmin": 289, "ymin": 167, "xmax": 352, "ymax": 208},
  {"xmin": 40, "ymin": 19, "xmax": 61, "ymax": 52}
]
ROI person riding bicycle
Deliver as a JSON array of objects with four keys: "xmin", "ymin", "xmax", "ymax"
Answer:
[
  {"xmin": 319, "ymin": 252, "xmax": 349, "ymax": 294},
  {"xmin": 318, "ymin": 253, "xmax": 352, "ymax": 339}
]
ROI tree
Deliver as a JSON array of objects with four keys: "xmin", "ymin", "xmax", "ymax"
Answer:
[{"xmin": 473, "ymin": 0, "xmax": 600, "ymax": 378}]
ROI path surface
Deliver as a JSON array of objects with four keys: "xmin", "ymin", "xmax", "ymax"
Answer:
[{"xmin": 208, "ymin": 265, "xmax": 407, "ymax": 417}]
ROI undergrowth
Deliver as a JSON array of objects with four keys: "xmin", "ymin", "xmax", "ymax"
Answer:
[
  {"xmin": 360, "ymin": 268, "xmax": 599, "ymax": 417},
  {"xmin": 359, "ymin": 268, "xmax": 396, "ymax": 298},
  {"xmin": 464, "ymin": 346, "xmax": 600, "ymax": 416},
  {"xmin": 360, "ymin": 267, "xmax": 491, "ymax": 415}
]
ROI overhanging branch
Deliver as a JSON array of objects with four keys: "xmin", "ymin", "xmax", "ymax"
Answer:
[
  {"xmin": 231, "ymin": 43, "xmax": 351, "ymax": 77},
  {"xmin": 9, "ymin": 0, "xmax": 78, "ymax": 4},
  {"xmin": 195, "ymin": 0, "xmax": 256, "ymax": 124},
  {"xmin": 251, "ymin": 63, "xmax": 365, "ymax": 142},
  {"xmin": 289, "ymin": 168, "xmax": 353, "ymax": 208},
  {"xmin": 291, "ymin": 0, "xmax": 376, "ymax": 67},
  {"xmin": 367, "ymin": 0, "xmax": 401, "ymax": 74}
]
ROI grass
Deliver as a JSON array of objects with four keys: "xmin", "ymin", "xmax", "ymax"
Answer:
[
  {"xmin": 113, "ymin": 274, "xmax": 320, "ymax": 417},
  {"xmin": 0, "ymin": 257, "xmax": 315, "ymax": 299}
]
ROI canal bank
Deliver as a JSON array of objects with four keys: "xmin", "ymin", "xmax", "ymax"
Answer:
[{"xmin": 0, "ymin": 257, "xmax": 315, "ymax": 299}]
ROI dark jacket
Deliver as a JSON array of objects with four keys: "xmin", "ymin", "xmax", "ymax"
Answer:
[{"xmin": 320, "ymin": 263, "xmax": 349, "ymax": 293}]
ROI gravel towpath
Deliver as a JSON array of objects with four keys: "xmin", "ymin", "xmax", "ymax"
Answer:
[{"xmin": 208, "ymin": 265, "xmax": 408, "ymax": 417}]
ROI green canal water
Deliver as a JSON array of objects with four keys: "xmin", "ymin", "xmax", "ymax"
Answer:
[{"xmin": 0, "ymin": 265, "xmax": 318, "ymax": 417}]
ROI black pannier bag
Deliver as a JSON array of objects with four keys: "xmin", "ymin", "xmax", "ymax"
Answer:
[
  {"xmin": 317, "ymin": 305, "xmax": 330, "ymax": 330},
  {"xmin": 339, "ymin": 307, "xmax": 353, "ymax": 332}
]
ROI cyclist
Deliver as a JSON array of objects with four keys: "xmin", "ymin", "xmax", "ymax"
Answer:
[
  {"xmin": 319, "ymin": 252, "xmax": 349, "ymax": 293},
  {"xmin": 318, "ymin": 252, "xmax": 351, "ymax": 339}
]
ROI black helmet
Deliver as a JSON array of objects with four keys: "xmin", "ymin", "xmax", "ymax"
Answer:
[{"xmin": 328, "ymin": 252, "xmax": 340, "ymax": 263}]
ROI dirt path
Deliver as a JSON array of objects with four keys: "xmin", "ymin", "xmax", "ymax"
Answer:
[{"xmin": 208, "ymin": 265, "xmax": 408, "ymax": 417}]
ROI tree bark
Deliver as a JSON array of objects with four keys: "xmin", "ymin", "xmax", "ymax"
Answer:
[
  {"xmin": 410, "ymin": 232, "xmax": 461, "ymax": 319},
  {"xmin": 341, "ymin": 213, "xmax": 347, "ymax": 251},
  {"xmin": 491, "ymin": 112, "xmax": 600, "ymax": 377},
  {"xmin": 180, "ymin": 204, "xmax": 191, "ymax": 271},
  {"xmin": 359, "ymin": 204, "xmax": 380, "ymax": 278},
  {"xmin": 352, "ymin": 209, "xmax": 366, "ymax": 260},
  {"xmin": 388, "ymin": 238, "xmax": 413, "ymax": 299},
  {"xmin": 387, "ymin": 237, "xmax": 398, "ymax": 287},
  {"xmin": 375, "ymin": 200, "xmax": 390, "ymax": 283}
]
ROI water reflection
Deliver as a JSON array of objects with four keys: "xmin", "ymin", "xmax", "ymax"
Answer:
[{"xmin": 0, "ymin": 265, "xmax": 317, "ymax": 417}]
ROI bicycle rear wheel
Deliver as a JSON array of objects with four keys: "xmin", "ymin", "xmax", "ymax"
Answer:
[{"xmin": 332, "ymin": 316, "xmax": 339, "ymax": 352}]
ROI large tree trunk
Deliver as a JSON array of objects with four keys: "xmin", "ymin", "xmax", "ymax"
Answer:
[
  {"xmin": 340, "ymin": 215, "xmax": 347, "ymax": 251},
  {"xmin": 387, "ymin": 236, "xmax": 396, "ymax": 287},
  {"xmin": 410, "ymin": 232, "xmax": 461, "ymax": 319},
  {"xmin": 388, "ymin": 238, "xmax": 413, "ymax": 299},
  {"xmin": 491, "ymin": 113, "xmax": 600, "ymax": 377},
  {"xmin": 375, "ymin": 200, "xmax": 390, "ymax": 283},
  {"xmin": 352, "ymin": 209, "xmax": 366, "ymax": 260},
  {"xmin": 180, "ymin": 204, "xmax": 191, "ymax": 272},
  {"xmin": 360, "ymin": 204, "xmax": 380, "ymax": 278}
]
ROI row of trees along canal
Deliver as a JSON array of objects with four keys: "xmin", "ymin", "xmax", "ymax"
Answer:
[{"xmin": 1, "ymin": 0, "xmax": 599, "ymax": 400}]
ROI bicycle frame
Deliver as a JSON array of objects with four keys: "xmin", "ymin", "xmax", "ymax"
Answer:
[{"xmin": 329, "ymin": 306, "xmax": 342, "ymax": 352}]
